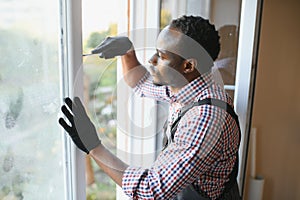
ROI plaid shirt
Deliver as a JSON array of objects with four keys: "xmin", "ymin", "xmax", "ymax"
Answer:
[{"xmin": 122, "ymin": 72, "xmax": 240, "ymax": 199}]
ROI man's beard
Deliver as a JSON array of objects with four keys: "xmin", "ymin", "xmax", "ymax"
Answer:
[
  {"xmin": 152, "ymin": 79, "xmax": 165, "ymax": 86},
  {"xmin": 153, "ymin": 82, "xmax": 163, "ymax": 86}
]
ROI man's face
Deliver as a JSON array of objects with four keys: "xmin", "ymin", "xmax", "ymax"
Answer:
[
  {"xmin": 148, "ymin": 27, "xmax": 187, "ymax": 87},
  {"xmin": 149, "ymin": 26, "xmax": 214, "ymax": 82}
]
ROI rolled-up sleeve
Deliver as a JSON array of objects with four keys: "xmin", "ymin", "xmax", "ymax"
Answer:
[
  {"xmin": 122, "ymin": 143, "xmax": 212, "ymax": 199},
  {"xmin": 122, "ymin": 166, "xmax": 161, "ymax": 200}
]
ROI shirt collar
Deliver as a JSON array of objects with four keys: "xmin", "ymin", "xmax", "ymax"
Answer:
[{"xmin": 169, "ymin": 72, "xmax": 212, "ymax": 105}]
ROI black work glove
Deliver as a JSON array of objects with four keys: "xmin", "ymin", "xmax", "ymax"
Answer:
[
  {"xmin": 91, "ymin": 36, "xmax": 133, "ymax": 59},
  {"xmin": 58, "ymin": 97, "xmax": 101, "ymax": 154}
]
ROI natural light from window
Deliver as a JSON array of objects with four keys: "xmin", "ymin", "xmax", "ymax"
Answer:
[
  {"xmin": 82, "ymin": 1, "xmax": 121, "ymax": 199},
  {"xmin": 0, "ymin": 0, "xmax": 65, "ymax": 199}
]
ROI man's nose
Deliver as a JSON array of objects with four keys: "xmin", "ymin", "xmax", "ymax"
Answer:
[{"xmin": 148, "ymin": 54, "xmax": 158, "ymax": 65}]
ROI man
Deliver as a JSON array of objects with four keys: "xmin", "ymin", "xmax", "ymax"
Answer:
[{"xmin": 59, "ymin": 15, "xmax": 241, "ymax": 199}]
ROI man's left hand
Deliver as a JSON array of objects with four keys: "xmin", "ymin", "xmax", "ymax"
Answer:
[{"xmin": 58, "ymin": 97, "xmax": 101, "ymax": 154}]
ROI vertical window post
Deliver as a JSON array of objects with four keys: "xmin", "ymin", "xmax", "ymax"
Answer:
[{"xmin": 60, "ymin": 0, "xmax": 86, "ymax": 199}]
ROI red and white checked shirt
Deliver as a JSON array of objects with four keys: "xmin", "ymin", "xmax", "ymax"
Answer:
[{"xmin": 122, "ymin": 71, "xmax": 240, "ymax": 200}]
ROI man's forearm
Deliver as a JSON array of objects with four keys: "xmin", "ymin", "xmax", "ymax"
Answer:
[
  {"xmin": 121, "ymin": 50, "xmax": 147, "ymax": 88},
  {"xmin": 89, "ymin": 144, "xmax": 129, "ymax": 187}
]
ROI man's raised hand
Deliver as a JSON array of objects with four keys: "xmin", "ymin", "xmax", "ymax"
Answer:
[{"xmin": 91, "ymin": 36, "xmax": 133, "ymax": 59}]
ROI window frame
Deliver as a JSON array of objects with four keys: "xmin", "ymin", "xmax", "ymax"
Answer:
[
  {"xmin": 59, "ymin": 0, "xmax": 86, "ymax": 199},
  {"xmin": 234, "ymin": 0, "xmax": 263, "ymax": 195},
  {"xmin": 62, "ymin": 0, "xmax": 263, "ymax": 198}
]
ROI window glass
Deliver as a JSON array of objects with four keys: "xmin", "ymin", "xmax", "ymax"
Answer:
[
  {"xmin": 160, "ymin": 0, "xmax": 241, "ymax": 100},
  {"xmin": 82, "ymin": 1, "xmax": 120, "ymax": 199},
  {"xmin": 0, "ymin": 0, "xmax": 65, "ymax": 199}
]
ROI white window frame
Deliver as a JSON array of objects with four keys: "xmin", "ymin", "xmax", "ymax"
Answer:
[
  {"xmin": 60, "ymin": 0, "xmax": 263, "ymax": 198},
  {"xmin": 234, "ymin": 0, "xmax": 263, "ymax": 195},
  {"xmin": 59, "ymin": 0, "xmax": 86, "ymax": 199}
]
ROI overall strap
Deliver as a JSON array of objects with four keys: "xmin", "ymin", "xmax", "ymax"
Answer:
[
  {"xmin": 168, "ymin": 98, "xmax": 241, "ymax": 198},
  {"xmin": 170, "ymin": 98, "xmax": 240, "ymax": 142}
]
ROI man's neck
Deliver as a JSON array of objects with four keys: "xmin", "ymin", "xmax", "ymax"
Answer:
[{"xmin": 170, "ymin": 86, "xmax": 182, "ymax": 94}]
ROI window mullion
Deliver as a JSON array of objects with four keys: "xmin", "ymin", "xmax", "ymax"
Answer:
[{"xmin": 60, "ymin": 0, "xmax": 86, "ymax": 199}]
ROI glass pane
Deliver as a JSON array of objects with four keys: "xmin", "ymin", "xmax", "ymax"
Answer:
[
  {"xmin": 160, "ymin": 0, "xmax": 241, "ymax": 100},
  {"xmin": 0, "ymin": 0, "xmax": 66, "ymax": 199},
  {"xmin": 82, "ymin": 1, "xmax": 119, "ymax": 199}
]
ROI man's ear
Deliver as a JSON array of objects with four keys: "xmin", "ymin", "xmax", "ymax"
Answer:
[{"xmin": 183, "ymin": 58, "xmax": 197, "ymax": 74}]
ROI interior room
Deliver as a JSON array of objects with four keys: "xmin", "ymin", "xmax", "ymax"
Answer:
[{"xmin": 0, "ymin": 0, "xmax": 299, "ymax": 199}]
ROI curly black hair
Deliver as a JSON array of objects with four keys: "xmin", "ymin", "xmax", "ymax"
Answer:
[{"xmin": 170, "ymin": 15, "xmax": 220, "ymax": 61}]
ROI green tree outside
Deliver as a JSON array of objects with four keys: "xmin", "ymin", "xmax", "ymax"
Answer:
[{"xmin": 83, "ymin": 23, "xmax": 118, "ymax": 200}]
